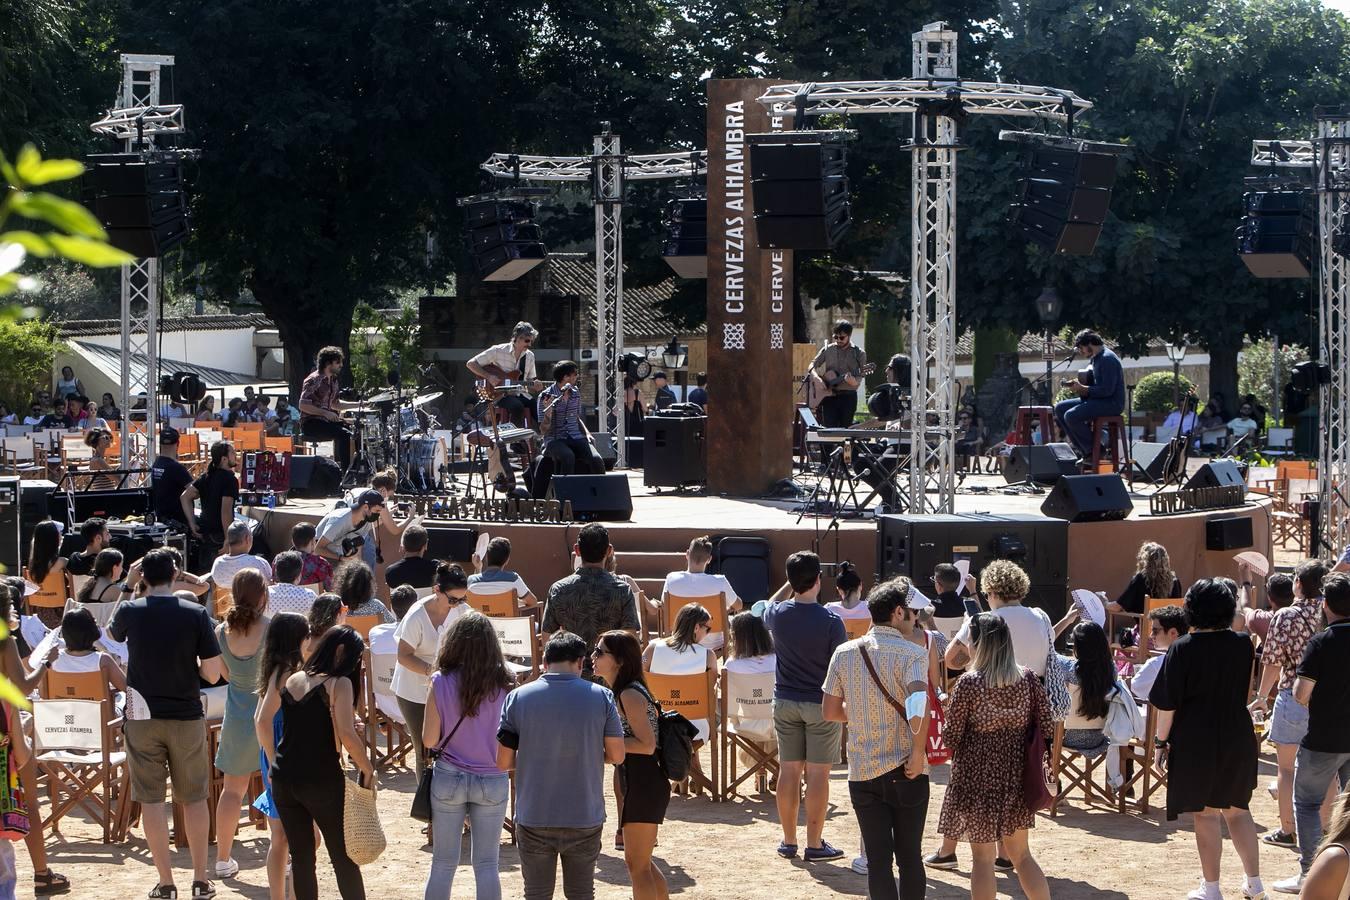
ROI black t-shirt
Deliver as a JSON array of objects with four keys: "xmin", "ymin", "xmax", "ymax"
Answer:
[
  {"xmin": 1298, "ymin": 621, "xmax": 1350, "ymax": 752},
  {"xmin": 66, "ymin": 550, "xmax": 96, "ymax": 577},
  {"xmin": 932, "ymin": 589, "xmax": 966, "ymax": 619},
  {"xmin": 108, "ymin": 594, "xmax": 221, "ymax": 720},
  {"xmin": 385, "ymin": 555, "xmax": 438, "ymax": 590},
  {"xmin": 193, "ymin": 468, "xmax": 239, "ymax": 540},
  {"xmin": 150, "ymin": 455, "xmax": 193, "ymax": 525},
  {"xmin": 1116, "ymin": 572, "xmax": 1184, "ymax": 615}
]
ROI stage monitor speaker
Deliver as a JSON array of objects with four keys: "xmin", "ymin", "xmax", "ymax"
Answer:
[
  {"xmin": 423, "ymin": 525, "xmax": 479, "ymax": 565},
  {"xmin": 1185, "ymin": 460, "xmax": 1246, "ymax": 493},
  {"xmin": 1040, "ymin": 474, "xmax": 1132, "ymax": 522},
  {"xmin": 643, "ymin": 416, "xmax": 707, "ymax": 488},
  {"xmin": 1130, "ymin": 441, "xmax": 1178, "ymax": 481},
  {"xmin": 0, "ymin": 477, "xmax": 18, "ymax": 576},
  {"xmin": 1003, "ymin": 443, "xmax": 1078, "ymax": 485},
  {"xmin": 1206, "ymin": 516, "xmax": 1254, "ymax": 551},
  {"xmin": 288, "ymin": 455, "xmax": 343, "ymax": 499},
  {"xmin": 549, "ymin": 474, "xmax": 633, "ymax": 521}
]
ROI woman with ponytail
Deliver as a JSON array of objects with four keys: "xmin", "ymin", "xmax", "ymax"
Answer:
[{"xmin": 212, "ymin": 567, "xmax": 269, "ymax": 880}]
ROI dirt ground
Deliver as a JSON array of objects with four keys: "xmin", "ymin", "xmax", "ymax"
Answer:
[{"xmin": 33, "ymin": 741, "xmax": 1302, "ymax": 899}]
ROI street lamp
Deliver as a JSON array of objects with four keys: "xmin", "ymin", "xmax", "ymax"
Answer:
[
  {"xmin": 1035, "ymin": 287, "xmax": 1062, "ymax": 405},
  {"xmin": 661, "ymin": 336, "xmax": 688, "ymax": 393},
  {"xmin": 1165, "ymin": 339, "xmax": 1188, "ymax": 413}
]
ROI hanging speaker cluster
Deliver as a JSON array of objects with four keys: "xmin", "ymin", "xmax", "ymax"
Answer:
[
  {"xmin": 83, "ymin": 153, "xmax": 190, "ymax": 258},
  {"xmin": 464, "ymin": 199, "xmax": 547, "ymax": 282},
  {"xmin": 661, "ymin": 198, "xmax": 707, "ymax": 279},
  {"xmin": 1008, "ymin": 141, "xmax": 1120, "ymax": 256},
  {"xmin": 748, "ymin": 132, "xmax": 851, "ymax": 250},
  {"xmin": 1237, "ymin": 188, "xmax": 1313, "ymax": 278}
]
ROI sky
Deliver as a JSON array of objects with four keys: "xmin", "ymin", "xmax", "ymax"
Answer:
[{"xmin": 1325, "ymin": 0, "xmax": 1350, "ymax": 12}]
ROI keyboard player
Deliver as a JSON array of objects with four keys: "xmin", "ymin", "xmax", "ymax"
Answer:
[
  {"xmin": 538, "ymin": 360, "xmax": 604, "ymax": 475},
  {"xmin": 852, "ymin": 355, "xmax": 913, "ymax": 510}
]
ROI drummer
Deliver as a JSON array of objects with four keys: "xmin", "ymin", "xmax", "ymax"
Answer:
[
  {"xmin": 466, "ymin": 321, "xmax": 545, "ymax": 426},
  {"xmin": 298, "ymin": 346, "xmax": 362, "ymax": 470}
]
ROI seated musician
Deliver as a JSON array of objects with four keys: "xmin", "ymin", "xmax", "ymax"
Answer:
[
  {"xmin": 852, "ymin": 355, "xmax": 911, "ymax": 510},
  {"xmin": 1052, "ymin": 329, "xmax": 1124, "ymax": 459},
  {"xmin": 466, "ymin": 321, "xmax": 544, "ymax": 426},
  {"xmin": 809, "ymin": 319, "xmax": 867, "ymax": 428},
  {"xmin": 538, "ymin": 360, "xmax": 604, "ymax": 476},
  {"xmin": 298, "ymin": 345, "xmax": 360, "ymax": 470}
]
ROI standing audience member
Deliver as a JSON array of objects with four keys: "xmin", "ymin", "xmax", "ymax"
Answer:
[
  {"xmin": 1131, "ymin": 605, "xmax": 1189, "ymax": 700},
  {"xmin": 660, "ymin": 535, "xmax": 739, "ymax": 648},
  {"xmin": 1151, "ymin": 579, "xmax": 1264, "ymax": 900},
  {"xmin": 945, "ymin": 560, "xmax": 1051, "ymax": 678},
  {"xmin": 291, "ymin": 522, "xmax": 333, "ymax": 590},
  {"xmin": 210, "ymin": 521, "xmax": 273, "ymax": 588},
  {"xmin": 1241, "ymin": 573, "xmax": 1294, "ymax": 646},
  {"xmin": 1297, "ymin": 790, "xmax": 1350, "ymax": 900},
  {"xmin": 1251, "ymin": 558, "xmax": 1329, "ymax": 850},
  {"xmin": 54, "ymin": 366, "xmax": 83, "ymax": 400},
  {"xmin": 385, "ymin": 524, "xmax": 437, "ymax": 590},
  {"xmin": 75, "ymin": 548, "xmax": 124, "ymax": 605},
  {"xmin": 1272, "ymin": 573, "xmax": 1350, "ymax": 893},
  {"xmin": 65, "ymin": 517, "xmax": 108, "ymax": 576},
  {"xmin": 333, "ymin": 561, "xmax": 395, "ymax": 623},
  {"xmin": 688, "ymin": 371, "xmax": 708, "ymax": 408},
  {"xmin": 763, "ymin": 550, "xmax": 847, "ymax": 862},
  {"xmin": 252, "ymin": 613, "xmax": 309, "ymax": 900},
  {"xmin": 422, "ymin": 611, "xmax": 514, "ymax": 900},
  {"xmin": 540, "ymin": 523, "xmax": 639, "ymax": 674},
  {"xmin": 394, "ymin": 562, "xmax": 470, "ymax": 786},
  {"xmin": 822, "ymin": 577, "xmax": 932, "ymax": 900},
  {"xmin": 266, "ymin": 627, "xmax": 375, "ymax": 900},
  {"xmin": 107, "ymin": 548, "xmax": 224, "ymax": 900},
  {"xmin": 266, "ymin": 551, "xmax": 318, "ymax": 618},
  {"xmin": 212, "ymin": 569, "xmax": 268, "ymax": 880},
  {"xmin": 1109, "ymin": 541, "xmax": 1184, "ymax": 615},
  {"xmin": 594, "ymin": 630, "xmax": 670, "ymax": 900},
  {"xmin": 150, "ymin": 428, "xmax": 194, "ymax": 530},
  {"xmin": 468, "ymin": 536, "xmax": 537, "ymax": 609},
  {"xmin": 497, "ymin": 632, "xmax": 625, "ymax": 900},
  {"xmin": 25, "ymin": 521, "xmax": 72, "ymax": 629},
  {"xmin": 937, "ymin": 613, "xmax": 1053, "ymax": 900},
  {"xmin": 181, "ymin": 441, "xmax": 240, "ymax": 571}
]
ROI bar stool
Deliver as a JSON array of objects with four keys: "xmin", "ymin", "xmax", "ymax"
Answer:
[
  {"xmin": 1090, "ymin": 415, "xmax": 1127, "ymax": 472},
  {"xmin": 1015, "ymin": 406, "xmax": 1055, "ymax": 445}
]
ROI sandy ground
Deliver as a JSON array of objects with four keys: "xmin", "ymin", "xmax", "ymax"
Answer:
[{"xmin": 31, "ymin": 741, "xmax": 1302, "ymax": 900}]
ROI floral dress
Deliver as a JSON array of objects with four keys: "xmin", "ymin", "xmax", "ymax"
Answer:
[{"xmin": 938, "ymin": 668, "xmax": 1053, "ymax": 843}]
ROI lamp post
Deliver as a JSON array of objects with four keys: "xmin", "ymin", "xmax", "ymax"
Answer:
[
  {"xmin": 662, "ymin": 335, "xmax": 688, "ymax": 392},
  {"xmin": 1035, "ymin": 287, "xmax": 1062, "ymax": 406},
  {"xmin": 1165, "ymin": 340, "xmax": 1188, "ymax": 414}
]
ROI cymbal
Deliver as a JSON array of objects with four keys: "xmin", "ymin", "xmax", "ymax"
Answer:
[
  {"xmin": 365, "ymin": 390, "xmax": 398, "ymax": 405},
  {"xmin": 412, "ymin": 390, "xmax": 443, "ymax": 407}
]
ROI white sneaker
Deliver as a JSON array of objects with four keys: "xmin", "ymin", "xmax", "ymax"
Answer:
[
  {"xmin": 1187, "ymin": 882, "xmax": 1222, "ymax": 900},
  {"xmin": 850, "ymin": 856, "xmax": 868, "ymax": 875},
  {"xmin": 1242, "ymin": 877, "xmax": 1268, "ymax": 899},
  {"xmin": 1272, "ymin": 874, "xmax": 1304, "ymax": 894},
  {"xmin": 213, "ymin": 859, "xmax": 238, "ymax": 879}
]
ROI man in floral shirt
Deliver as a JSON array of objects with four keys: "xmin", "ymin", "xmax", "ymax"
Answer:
[{"xmin": 1250, "ymin": 558, "xmax": 1328, "ymax": 849}]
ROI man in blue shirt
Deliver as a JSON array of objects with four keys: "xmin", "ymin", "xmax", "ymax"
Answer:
[
  {"xmin": 763, "ymin": 551, "xmax": 847, "ymax": 862},
  {"xmin": 498, "ymin": 632, "xmax": 625, "ymax": 899},
  {"xmin": 688, "ymin": 371, "xmax": 708, "ymax": 409},
  {"xmin": 1053, "ymin": 329, "xmax": 1125, "ymax": 459},
  {"xmin": 539, "ymin": 360, "xmax": 604, "ymax": 476}
]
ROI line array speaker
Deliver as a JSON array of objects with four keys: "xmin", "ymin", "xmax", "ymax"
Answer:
[
  {"xmin": 1237, "ymin": 189, "xmax": 1312, "ymax": 278},
  {"xmin": 84, "ymin": 153, "xmax": 190, "ymax": 257},
  {"xmin": 1009, "ymin": 145, "xmax": 1118, "ymax": 256},
  {"xmin": 464, "ymin": 200, "xmax": 547, "ymax": 282},
  {"xmin": 749, "ymin": 135, "xmax": 851, "ymax": 250},
  {"xmin": 662, "ymin": 198, "xmax": 707, "ymax": 279}
]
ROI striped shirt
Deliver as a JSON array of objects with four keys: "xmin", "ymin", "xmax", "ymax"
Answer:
[
  {"xmin": 823, "ymin": 625, "xmax": 928, "ymax": 781},
  {"xmin": 541, "ymin": 384, "xmax": 584, "ymax": 440}
]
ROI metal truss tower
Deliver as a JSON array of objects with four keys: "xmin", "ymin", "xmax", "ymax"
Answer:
[
  {"xmin": 479, "ymin": 133, "xmax": 706, "ymax": 467},
  {"xmin": 758, "ymin": 23, "xmax": 1093, "ymax": 512}
]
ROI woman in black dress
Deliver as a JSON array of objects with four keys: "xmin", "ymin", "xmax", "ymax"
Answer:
[
  {"xmin": 1150, "ymin": 579, "xmax": 1263, "ymax": 900},
  {"xmin": 593, "ymin": 629, "xmax": 669, "ymax": 900}
]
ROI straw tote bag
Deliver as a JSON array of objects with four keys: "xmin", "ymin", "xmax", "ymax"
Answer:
[{"xmin": 343, "ymin": 771, "xmax": 386, "ymax": 865}]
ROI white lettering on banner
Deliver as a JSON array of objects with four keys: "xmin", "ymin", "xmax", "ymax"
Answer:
[
  {"xmin": 770, "ymin": 252, "xmax": 785, "ymax": 313},
  {"xmin": 723, "ymin": 100, "xmax": 746, "ymax": 327}
]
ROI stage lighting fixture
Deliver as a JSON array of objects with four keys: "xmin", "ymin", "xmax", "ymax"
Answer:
[
  {"xmin": 83, "ymin": 152, "xmax": 190, "ymax": 258},
  {"xmin": 463, "ymin": 198, "xmax": 547, "ymax": 282},
  {"xmin": 748, "ymin": 131, "xmax": 852, "ymax": 250},
  {"xmin": 1236, "ymin": 187, "xmax": 1312, "ymax": 278},
  {"xmin": 662, "ymin": 198, "xmax": 707, "ymax": 279},
  {"xmin": 620, "ymin": 352, "xmax": 652, "ymax": 381},
  {"xmin": 1005, "ymin": 136, "xmax": 1121, "ymax": 256},
  {"xmin": 1291, "ymin": 359, "xmax": 1332, "ymax": 392}
]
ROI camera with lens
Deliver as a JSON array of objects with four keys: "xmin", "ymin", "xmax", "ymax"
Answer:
[{"xmin": 341, "ymin": 533, "xmax": 366, "ymax": 558}]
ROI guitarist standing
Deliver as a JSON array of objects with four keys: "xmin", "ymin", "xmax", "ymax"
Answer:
[
  {"xmin": 467, "ymin": 321, "xmax": 544, "ymax": 425},
  {"xmin": 809, "ymin": 320, "xmax": 868, "ymax": 428}
]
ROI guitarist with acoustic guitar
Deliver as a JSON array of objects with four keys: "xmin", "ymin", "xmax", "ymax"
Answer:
[
  {"xmin": 1052, "ymin": 329, "xmax": 1125, "ymax": 459},
  {"xmin": 467, "ymin": 321, "xmax": 546, "ymax": 425},
  {"xmin": 806, "ymin": 319, "xmax": 871, "ymax": 427}
]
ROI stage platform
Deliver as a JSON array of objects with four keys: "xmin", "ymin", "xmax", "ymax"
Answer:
[{"xmin": 244, "ymin": 468, "xmax": 1272, "ymax": 612}]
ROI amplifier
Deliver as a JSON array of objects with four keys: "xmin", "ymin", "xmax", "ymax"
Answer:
[{"xmin": 643, "ymin": 416, "xmax": 706, "ymax": 489}]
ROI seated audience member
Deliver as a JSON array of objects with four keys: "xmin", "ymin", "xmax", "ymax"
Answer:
[
  {"xmin": 0, "ymin": 402, "xmax": 16, "ymax": 425},
  {"xmin": 51, "ymin": 608, "xmax": 127, "ymax": 699},
  {"xmin": 468, "ymin": 537, "xmax": 537, "ymax": 608},
  {"xmin": 210, "ymin": 521, "xmax": 273, "ymax": 588},
  {"xmin": 724, "ymin": 611, "xmax": 777, "ymax": 784},
  {"xmin": 27, "ymin": 520, "xmax": 73, "ymax": 629},
  {"xmin": 1241, "ymin": 573, "xmax": 1293, "ymax": 646},
  {"xmin": 66, "ymin": 517, "xmax": 109, "ymax": 577},
  {"xmin": 268, "ymin": 398, "xmax": 296, "ymax": 437},
  {"xmin": 607, "ymin": 552, "xmax": 656, "ymax": 632},
  {"xmin": 291, "ymin": 522, "xmax": 333, "ymax": 590},
  {"xmin": 21, "ymin": 402, "xmax": 44, "ymax": 426},
  {"xmin": 1227, "ymin": 401, "xmax": 1261, "ymax": 443},
  {"xmin": 1108, "ymin": 541, "xmax": 1183, "ymax": 615},
  {"xmin": 644, "ymin": 603, "xmax": 716, "ymax": 742},
  {"xmin": 384, "ymin": 524, "xmax": 437, "ymax": 590},
  {"xmin": 266, "ymin": 551, "xmax": 318, "ymax": 618},
  {"xmin": 1052, "ymin": 621, "xmax": 1125, "ymax": 792},
  {"xmin": 302, "ymin": 593, "xmax": 346, "ymax": 658},
  {"xmin": 37, "ymin": 398, "xmax": 71, "ymax": 428},
  {"xmin": 194, "ymin": 395, "xmax": 219, "ymax": 422},
  {"xmin": 333, "ymin": 560, "xmax": 394, "ymax": 623},
  {"xmin": 98, "ymin": 392, "xmax": 121, "ymax": 422},
  {"xmin": 660, "ymin": 535, "xmax": 740, "ymax": 648},
  {"xmin": 1132, "ymin": 605, "xmax": 1188, "ymax": 700},
  {"xmin": 823, "ymin": 561, "xmax": 868, "ymax": 622},
  {"xmin": 223, "ymin": 398, "xmax": 246, "ymax": 428},
  {"xmin": 367, "ymin": 585, "xmax": 418, "ymax": 725},
  {"xmin": 76, "ymin": 548, "xmax": 125, "ymax": 605},
  {"xmin": 1161, "ymin": 405, "xmax": 1197, "ymax": 437}
]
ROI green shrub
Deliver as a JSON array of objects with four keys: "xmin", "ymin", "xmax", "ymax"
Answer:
[{"xmin": 1133, "ymin": 370, "xmax": 1195, "ymax": 414}]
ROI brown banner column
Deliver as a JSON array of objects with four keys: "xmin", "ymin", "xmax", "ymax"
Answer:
[{"xmin": 706, "ymin": 79, "xmax": 794, "ymax": 496}]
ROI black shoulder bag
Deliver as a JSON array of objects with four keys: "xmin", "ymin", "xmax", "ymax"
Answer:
[{"xmin": 410, "ymin": 712, "xmax": 466, "ymax": 822}]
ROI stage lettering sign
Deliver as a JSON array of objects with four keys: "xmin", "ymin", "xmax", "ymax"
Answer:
[{"xmin": 706, "ymin": 79, "xmax": 794, "ymax": 495}]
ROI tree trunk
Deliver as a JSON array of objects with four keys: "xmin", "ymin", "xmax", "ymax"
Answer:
[{"xmin": 1207, "ymin": 338, "xmax": 1241, "ymax": 415}]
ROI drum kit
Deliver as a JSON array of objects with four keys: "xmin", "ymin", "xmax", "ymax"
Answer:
[{"xmin": 342, "ymin": 386, "xmax": 449, "ymax": 492}]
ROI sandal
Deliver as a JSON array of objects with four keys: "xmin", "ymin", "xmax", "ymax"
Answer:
[{"xmin": 35, "ymin": 870, "xmax": 72, "ymax": 896}]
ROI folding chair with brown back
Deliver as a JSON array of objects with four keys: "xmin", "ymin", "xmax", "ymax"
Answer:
[
  {"xmin": 362, "ymin": 648, "xmax": 413, "ymax": 772},
  {"xmin": 1116, "ymin": 702, "xmax": 1167, "ymax": 815},
  {"xmin": 211, "ymin": 587, "xmax": 233, "ymax": 621},
  {"xmin": 263, "ymin": 436, "xmax": 293, "ymax": 454},
  {"xmin": 719, "ymin": 668, "xmax": 778, "ymax": 799},
  {"xmin": 468, "ymin": 588, "xmax": 519, "ymax": 618},
  {"xmin": 646, "ymin": 667, "xmax": 719, "ymax": 801},
  {"xmin": 1106, "ymin": 601, "xmax": 1146, "ymax": 668},
  {"xmin": 32, "ymin": 691, "xmax": 130, "ymax": 843},
  {"xmin": 842, "ymin": 616, "xmax": 871, "ymax": 641},
  {"xmin": 1048, "ymin": 684, "xmax": 1117, "ymax": 817},
  {"xmin": 346, "ymin": 614, "xmax": 380, "ymax": 641},
  {"xmin": 659, "ymin": 592, "xmax": 728, "ymax": 643}
]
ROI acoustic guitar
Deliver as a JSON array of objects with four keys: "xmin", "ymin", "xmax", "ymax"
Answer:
[
  {"xmin": 474, "ymin": 362, "xmax": 544, "ymax": 399},
  {"xmin": 806, "ymin": 362, "xmax": 877, "ymax": 412}
]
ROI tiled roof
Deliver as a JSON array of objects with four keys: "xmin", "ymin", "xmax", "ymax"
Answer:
[
  {"xmin": 544, "ymin": 253, "xmax": 706, "ymax": 341},
  {"xmin": 70, "ymin": 340, "xmax": 258, "ymax": 390},
  {"xmin": 58, "ymin": 313, "xmax": 272, "ymax": 338}
]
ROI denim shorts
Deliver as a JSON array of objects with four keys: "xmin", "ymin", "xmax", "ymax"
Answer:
[{"xmin": 1269, "ymin": 688, "xmax": 1310, "ymax": 746}]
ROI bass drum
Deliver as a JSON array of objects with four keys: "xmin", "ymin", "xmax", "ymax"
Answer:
[{"xmin": 401, "ymin": 435, "xmax": 446, "ymax": 492}]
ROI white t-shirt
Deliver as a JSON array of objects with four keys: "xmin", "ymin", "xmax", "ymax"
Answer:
[
  {"xmin": 211, "ymin": 553, "xmax": 273, "ymax": 588},
  {"xmin": 953, "ymin": 604, "xmax": 1052, "ymax": 677},
  {"xmin": 724, "ymin": 654, "xmax": 776, "ymax": 676},
  {"xmin": 367, "ymin": 623, "xmax": 404, "ymax": 723},
  {"xmin": 467, "ymin": 573, "xmax": 530, "ymax": 598},
  {"xmin": 1130, "ymin": 654, "xmax": 1164, "ymax": 701},
  {"xmin": 663, "ymin": 570, "xmax": 739, "ymax": 650},
  {"xmin": 390, "ymin": 598, "xmax": 468, "ymax": 703},
  {"xmin": 52, "ymin": 650, "xmax": 103, "ymax": 674},
  {"xmin": 825, "ymin": 601, "xmax": 871, "ymax": 620}
]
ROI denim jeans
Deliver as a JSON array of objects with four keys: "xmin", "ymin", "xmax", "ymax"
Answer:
[
  {"xmin": 848, "ymin": 767, "xmax": 929, "ymax": 900},
  {"xmin": 0, "ymin": 839, "xmax": 14, "ymax": 900},
  {"xmin": 424, "ymin": 759, "xmax": 509, "ymax": 900},
  {"xmin": 516, "ymin": 824, "xmax": 603, "ymax": 900},
  {"xmin": 1294, "ymin": 747, "xmax": 1350, "ymax": 873},
  {"xmin": 1053, "ymin": 397, "xmax": 1121, "ymax": 457}
]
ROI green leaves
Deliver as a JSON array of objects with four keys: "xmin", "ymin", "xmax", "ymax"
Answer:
[
  {"xmin": 14, "ymin": 144, "xmax": 84, "ymax": 186},
  {"xmin": 8, "ymin": 191, "xmax": 108, "ymax": 240}
]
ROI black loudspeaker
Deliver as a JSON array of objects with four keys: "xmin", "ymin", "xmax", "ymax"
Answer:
[
  {"xmin": 17, "ymin": 480, "xmax": 55, "ymax": 560},
  {"xmin": 288, "ymin": 456, "xmax": 343, "ymax": 499},
  {"xmin": 1206, "ymin": 516, "xmax": 1254, "ymax": 551},
  {"xmin": 1009, "ymin": 146, "xmax": 1118, "ymax": 256},
  {"xmin": 549, "ymin": 474, "xmax": 633, "ymax": 521},
  {"xmin": 662, "ymin": 198, "xmax": 707, "ymax": 279},
  {"xmin": 1003, "ymin": 443, "xmax": 1078, "ymax": 485},
  {"xmin": 749, "ymin": 136, "xmax": 851, "ymax": 250},
  {"xmin": 1237, "ymin": 189, "xmax": 1312, "ymax": 278},
  {"xmin": 84, "ymin": 153, "xmax": 189, "ymax": 257},
  {"xmin": 0, "ymin": 477, "xmax": 19, "ymax": 576},
  {"xmin": 463, "ymin": 200, "xmax": 547, "ymax": 282},
  {"xmin": 47, "ymin": 488, "xmax": 150, "ymax": 524},
  {"xmin": 1185, "ymin": 460, "xmax": 1246, "ymax": 493},
  {"xmin": 1130, "ymin": 441, "xmax": 1177, "ymax": 481},
  {"xmin": 1040, "ymin": 474, "xmax": 1132, "ymax": 522},
  {"xmin": 876, "ymin": 513, "xmax": 1070, "ymax": 620},
  {"xmin": 423, "ymin": 525, "xmax": 479, "ymax": 565},
  {"xmin": 643, "ymin": 415, "xmax": 707, "ymax": 488}
]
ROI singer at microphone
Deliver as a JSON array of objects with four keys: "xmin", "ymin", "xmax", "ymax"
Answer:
[
  {"xmin": 1053, "ymin": 329, "xmax": 1125, "ymax": 460},
  {"xmin": 538, "ymin": 359, "xmax": 605, "ymax": 477}
]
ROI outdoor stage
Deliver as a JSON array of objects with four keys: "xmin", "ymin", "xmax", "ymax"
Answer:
[{"xmin": 245, "ymin": 468, "xmax": 1274, "ymax": 608}]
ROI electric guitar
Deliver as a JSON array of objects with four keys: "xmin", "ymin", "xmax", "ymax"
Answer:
[{"xmin": 806, "ymin": 362, "xmax": 877, "ymax": 411}]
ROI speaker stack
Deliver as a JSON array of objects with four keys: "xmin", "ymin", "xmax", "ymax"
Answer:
[
  {"xmin": 661, "ymin": 198, "xmax": 707, "ymax": 279},
  {"xmin": 84, "ymin": 153, "xmax": 190, "ymax": 258},
  {"xmin": 0, "ymin": 478, "xmax": 19, "ymax": 577},
  {"xmin": 1237, "ymin": 189, "xmax": 1313, "ymax": 278},
  {"xmin": 464, "ymin": 200, "xmax": 547, "ymax": 282},
  {"xmin": 749, "ymin": 133, "xmax": 851, "ymax": 250},
  {"xmin": 1009, "ymin": 143, "xmax": 1118, "ymax": 256}
]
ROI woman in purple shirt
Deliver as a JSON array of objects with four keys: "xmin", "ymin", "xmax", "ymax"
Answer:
[{"xmin": 421, "ymin": 611, "xmax": 515, "ymax": 900}]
